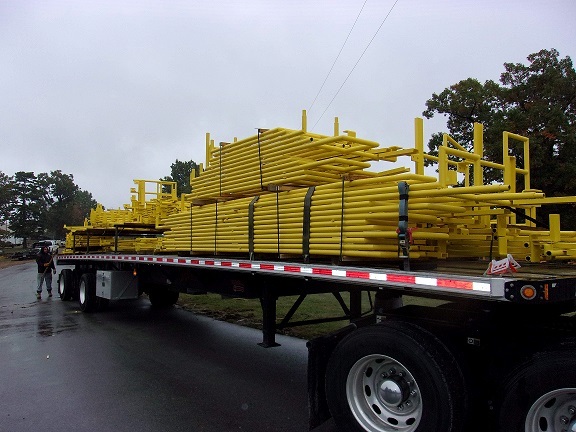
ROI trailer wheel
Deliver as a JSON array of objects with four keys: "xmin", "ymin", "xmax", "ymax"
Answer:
[
  {"xmin": 58, "ymin": 269, "xmax": 74, "ymax": 301},
  {"xmin": 79, "ymin": 273, "xmax": 97, "ymax": 312},
  {"xmin": 325, "ymin": 321, "xmax": 466, "ymax": 432},
  {"xmin": 148, "ymin": 289, "xmax": 179, "ymax": 308},
  {"xmin": 498, "ymin": 350, "xmax": 576, "ymax": 432}
]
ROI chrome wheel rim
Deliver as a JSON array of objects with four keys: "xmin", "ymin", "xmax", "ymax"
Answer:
[
  {"xmin": 346, "ymin": 354, "xmax": 422, "ymax": 432},
  {"xmin": 525, "ymin": 388, "xmax": 576, "ymax": 432}
]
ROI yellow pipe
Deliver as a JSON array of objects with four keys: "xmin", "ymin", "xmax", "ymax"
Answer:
[
  {"xmin": 413, "ymin": 117, "xmax": 424, "ymax": 175},
  {"xmin": 473, "ymin": 122, "xmax": 483, "ymax": 186},
  {"xmin": 549, "ymin": 214, "xmax": 561, "ymax": 242}
]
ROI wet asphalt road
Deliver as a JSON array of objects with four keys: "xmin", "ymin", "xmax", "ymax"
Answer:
[{"xmin": 0, "ymin": 262, "xmax": 338, "ymax": 432}]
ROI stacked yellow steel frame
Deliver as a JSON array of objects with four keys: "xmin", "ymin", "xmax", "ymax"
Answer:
[
  {"xmin": 63, "ymin": 180, "xmax": 179, "ymax": 253},
  {"xmin": 64, "ymin": 111, "xmax": 576, "ymax": 263},
  {"xmin": 158, "ymin": 112, "xmax": 576, "ymax": 262}
]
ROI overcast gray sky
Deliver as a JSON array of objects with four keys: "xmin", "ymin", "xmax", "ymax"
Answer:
[{"xmin": 1, "ymin": 0, "xmax": 574, "ymax": 209}]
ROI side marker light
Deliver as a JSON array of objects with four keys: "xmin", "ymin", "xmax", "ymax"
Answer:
[{"xmin": 520, "ymin": 285, "xmax": 536, "ymax": 300}]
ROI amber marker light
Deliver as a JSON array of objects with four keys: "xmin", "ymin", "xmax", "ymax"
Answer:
[{"xmin": 520, "ymin": 285, "xmax": 537, "ymax": 300}]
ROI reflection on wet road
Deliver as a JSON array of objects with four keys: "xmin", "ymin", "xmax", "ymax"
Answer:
[{"xmin": 0, "ymin": 262, "xmax": 336, "ymax": 432}]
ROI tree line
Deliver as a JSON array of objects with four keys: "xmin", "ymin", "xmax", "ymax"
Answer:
[
  {"xmin": 423, "ymin": 48, "xmax": 576, "ymax": 228},
  {"xmin": 1, "ymin": 49, "xmax": 574, "ymax": 246},
  {"xmin": 0, "ymin": 171, "xmax": 96, "ymax": 247}
]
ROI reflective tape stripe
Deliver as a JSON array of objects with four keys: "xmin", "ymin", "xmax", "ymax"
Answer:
[{"xmin": 59, "ymin": 254, "xmax": 494, "ymax": 294}]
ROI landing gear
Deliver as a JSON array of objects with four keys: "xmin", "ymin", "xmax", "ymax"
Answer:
[{"xmin": 148, "ymin": 288, "xmax": 179, "ymax": 308}]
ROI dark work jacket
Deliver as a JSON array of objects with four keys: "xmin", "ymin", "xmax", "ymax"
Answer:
[{"xmin": 36, "ymin": 251, "xmax": 55, "ymax": 274}]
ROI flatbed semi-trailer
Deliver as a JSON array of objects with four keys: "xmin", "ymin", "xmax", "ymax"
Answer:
[
  {"xmin": 54, "ymin": 112, "xmax": 576, "ymax": 431},
  {"xmin": 55, "ymin": 251, "xmax": 576, "ymax": 432}
]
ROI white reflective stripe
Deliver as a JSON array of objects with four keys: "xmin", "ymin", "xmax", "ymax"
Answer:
[
  {"xmin": 300, "ymin": 267, "xmax": 313, "ymax": 274},
  {"xmin": 369, "ymin": 273, "xmax": 387, "ymax": 281},
  {"xmin": 473, "ymin": 282, "xmax": 491, "ymax": 292},
  {"xmin": 415, "ymin": 277, "xmax": 437, "ymax": 286},
  {"xmin": 332, "ymin": 270, "xmax": 346, "ymax": 277},
  {"xmin": 274, "ymin": 265, "xmax": 284, "ymax": 271},
  {"xmin": 232, "ymin": 262, "xmax": 240, "ymax": 268}
]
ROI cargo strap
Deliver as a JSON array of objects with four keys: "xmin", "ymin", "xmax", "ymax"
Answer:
[
  {"xmin": 339, "ymin": 178, "xmax": 346, "ymax": 262},
  {"xmin": 257, "ymin": 129, "xmax": 264, "ymax": 190},
  {"xmin": 397, "ymin": 181, "xmax": 410, "ymax": 270},
  {"xmin": 214, "ymin": 201, "xmax": 218, "ymax": 254},
  {"xmin": 189, "ymin": 205, "xmax": 193, "ymax": 252},
  {"xmin": 219, "ymin": 143, "xmax": 223, "ymax": 196},
  {"xmin": 503, "ymin": 206, "xmax": 548, "ymax": 228},
  {"xmin": 276, "ymin": 191, "xmax": 281, "ymax": 258},
  {"xmin": 302, "ymin": 186, "xmax": 316, "ymax": 262},
  {"xmin": 248, "ymin": 196, "xmax": 260, "ymax": 260}
]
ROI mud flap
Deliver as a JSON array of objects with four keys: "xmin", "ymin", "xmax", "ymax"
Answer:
[{"xmin": 307, "ymin": 324, "xmax": 356, "ymax": 430}]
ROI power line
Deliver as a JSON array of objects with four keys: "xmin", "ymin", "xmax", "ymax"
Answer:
[
  {"xmin": 307, "ymin": 0, "xmax": 368, "ymax": 114},
  {"xmin": 311, "ymin": 0, "xmax": 401, "ymax": 131}
]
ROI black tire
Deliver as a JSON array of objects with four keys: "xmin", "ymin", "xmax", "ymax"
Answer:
[
  {"xmin": 325, "ymin": 321, "xmax": 467, "ymax": 432},
  {"xmin": 58, "ymin": 269, "xmax": 74, "ymax": 301},
  {"xmin": 148, "ymin": 289, "xmax": 179, "ymax": 308},
  {"xmin": 497, "ymin": 350, "xmax": 576, "ymax": 432},
  {"xmin": 78, "ymin": 273, "xmax": 97, "ymax": 312}
]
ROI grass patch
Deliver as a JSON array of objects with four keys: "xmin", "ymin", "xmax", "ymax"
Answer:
[
  {"xmin": 177, "ymin": 292, "xmax": 446, "ymax": 340},
  {"xmin": 177, "ymin": 291, "xmax": 376, "ymax": 340}
]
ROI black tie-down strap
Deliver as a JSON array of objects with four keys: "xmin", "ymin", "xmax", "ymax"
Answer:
[
  {"xmin": 214, "ymin": 201, "xmax": 218, "ymax": 254},
  {"xmin": 302, "ymin": 186, "xmax": 316, "ymax": 262},
  {"xmin": 249, "ymin": 196, "xmax": 260, "ymax": 260},
  {"xmin": 397, "ymin": 181, "xmax": 410, "ymax": 269},
  {"xmin": 339, "ymin": 178, "xmax": 345, "ymax": 262},
  {"xmin": 189, "ymin": 205, "xmax": 193, "ymax": 253}
]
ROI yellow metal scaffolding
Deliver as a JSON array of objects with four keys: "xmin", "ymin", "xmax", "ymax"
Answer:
[{"xmin": 63, "ymin": 111, "xmax": 576, "ymax": 263}]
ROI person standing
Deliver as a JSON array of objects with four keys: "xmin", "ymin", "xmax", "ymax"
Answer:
[{"xmin": 36, "ymin": 245, "xmax": 56, "ymax": 299}]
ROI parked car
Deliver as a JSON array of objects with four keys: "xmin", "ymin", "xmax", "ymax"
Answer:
[{"xmin": 11, "ymin": 247, "xmax": 41, "ymax": 261}]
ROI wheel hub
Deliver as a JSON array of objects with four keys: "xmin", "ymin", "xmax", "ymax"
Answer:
[
  {"xmin": 525, "ymin": 389, "xmax": 576, "ymax": 432},
  {"xmin": 379, "ymin": 375, "xmax": 410, "ymax": 407},
  {"xmin": 346, "ymin": 354, "xmax": 422, "ymax": 431}
]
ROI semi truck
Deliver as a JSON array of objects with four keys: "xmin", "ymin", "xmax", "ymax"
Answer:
[{"xmin": 55, "ymin": 113, "xmax": 576, "ymax": 432}]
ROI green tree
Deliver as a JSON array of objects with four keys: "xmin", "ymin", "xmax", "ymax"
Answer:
[
  {"xmin": 8, "ymin": 171, "xmax": 46, "ymax": 247},
  {"xmin": 423, "ymin": 48, "xmax": 576, "ymax": 227},
  {"xmin": 0, "ymin": 171, "xmax": 12, "ymax": 225},
  {"xmin": 0, "ymin": 172, "xmax": 9, "ymax": 242},
  {"xmin": 70, "ymin": 189, "xmax": 97, "ymax": 227},
  {"xmin": 4, "ymin": 171, "xmax": 97, "ymax": 244},
  {"xmin": 40, "ymin": 171, "xmax": 97, "ymax": 239},
  {"xmin": 162, "ymin": 159, "xmax": 198, "ymax": 197}
]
